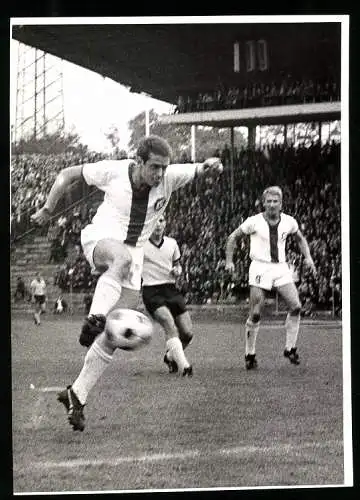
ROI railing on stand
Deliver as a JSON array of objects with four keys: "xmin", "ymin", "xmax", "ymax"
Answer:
[
  {"xmin": 11, "ymin": 186, "xmax": 103, "ymax": 246},
  {"xmin": 68, "ymin": 268, "xmax": 74, "ymax": 316}
]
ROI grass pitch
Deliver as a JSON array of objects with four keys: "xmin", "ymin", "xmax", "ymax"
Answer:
[{"xmin": 11, "ymin": 314, "xmax": 344, "ymax": 493}]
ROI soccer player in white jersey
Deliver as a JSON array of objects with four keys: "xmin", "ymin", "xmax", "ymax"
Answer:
[
  {"xmin": 31, "ymin": 135, "xmax": 222, "ymax": 431},
  {"xmin": 142, "ymin": 215, "xmax": 193, "ymax": 376},
  {"xmin": 225, "ymin": 186, "xmax": 316, "ymax": 370},
  {"xmin": 30, "ymin": 272, "xmax": 47, "ymax": 325}
]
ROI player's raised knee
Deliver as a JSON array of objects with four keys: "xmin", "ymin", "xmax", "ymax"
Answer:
[{"xmin": 111, "ymin": 254, "xmax": 132, "ymax": 280}]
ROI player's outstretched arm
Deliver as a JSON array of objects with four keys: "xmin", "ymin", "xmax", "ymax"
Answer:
[
  {"xmin": 166, "ymin": 157, "xmax": 223, "ymax": 193},
  {"xmin": 195, "ymin": 157, "xmax": 224, "ymax": 177},
  {"xmin": 294, "ymin": 230, "xmax": 317, "ymax": 275},
  {"xmin": 30, "ymin": 165, "xmax": 84, "ymax": 225},
  {"xmin": 225, "ymin": 227, "xmax": 244, "ymax": 273}
]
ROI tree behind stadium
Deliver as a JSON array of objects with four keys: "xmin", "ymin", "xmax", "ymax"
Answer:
[
  {"xmin": 11, "ymin": 130, "xmax": 89, "ymax": 156},
  {"xmin": 127, "ymin": 110, "xmax": 246, "ymax": 162}
]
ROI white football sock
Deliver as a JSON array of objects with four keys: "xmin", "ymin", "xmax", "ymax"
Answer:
[
  {"xmin": 285, "ymin": 313, "xmax": 300, "ymax": 350},
  {"xmin": 166, "ymin": 337, "xmax": 190, "ymax": 372},
  {"xmin": 72, "ymin": 341, "xmax": 113, "ymax": 405},
  {"xmin": 89, "ymin": 274, "xmax": 122, "ymax": 317},
  {"xmin": 165, "ymin": 337, "xmax": 192, "ymax": 361},
  {"xmin": 245, "ymin": 318, "xmax": 260, "ymax": 355}
]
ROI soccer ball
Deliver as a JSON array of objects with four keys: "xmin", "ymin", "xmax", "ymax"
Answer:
[{"xmin": 105, "ymin": 308, "xmax": 153, "ymax": 351}]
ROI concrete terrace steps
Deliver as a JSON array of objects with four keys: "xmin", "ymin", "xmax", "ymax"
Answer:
[
  {"xmin": 14, "ymin": 244, "xmax": 50, "ymax": 251},
  {"xmin": 11, "ymin": 233, "xmax": 85, "ymax": 305},
  {"xmin": 11, "ymin": 285, "xmax": 60, "ymax": 295},
  {"xmin": 12, "ymin": 252, "xmax": 51, "ymax": 260},
  {"xmin": 11, "ymin": 254, "xmax": 53, "ymax": 265},
  {"xmin": 11, "ymin": 234, "xmax": 71, "ymax": 308},
  {"xmin": 13, "ymin": 243, "xmax": 50, "ymax": 249},
  {"xmin": 11, "ymin": 264, "xmax": 60, "ymax": 272}
]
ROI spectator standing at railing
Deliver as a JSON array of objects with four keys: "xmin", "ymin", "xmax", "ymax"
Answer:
[
  {"xmin": 68, "ymin": 210, "xmax": 83, "ymax": 246},
  {"xmin": 54, "ymin": 295, "xmax": 68, "ymax": 314},
  {"xmin": 47, "ymin": 219, "xmax": 65, "ymax": 263},
  {"xmin": 14, "ymin": 276, "xmax": 26, "ymax": 302}
]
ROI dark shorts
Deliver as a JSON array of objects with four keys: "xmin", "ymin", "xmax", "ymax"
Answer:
[
  {"xmin": 142, "ymin": 283, "xmax": 187, "ymax": 318},
  {"xmin": 34, "ymin": 295, "xmax": 46, "ymax": 305}
]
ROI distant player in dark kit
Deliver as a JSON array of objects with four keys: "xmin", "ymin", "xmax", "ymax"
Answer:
[
  {"xmin": 142, "ymin": 215, "xmax": 193, "ymax": 376},
  {"xmin": 225, "ymin": 186, "xmax": 316, "ymax": 369}
]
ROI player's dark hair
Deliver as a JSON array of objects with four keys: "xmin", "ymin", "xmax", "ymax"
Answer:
[{"xmin": 137, "ymin": 135, "xmax": 172, "ymax": 163}]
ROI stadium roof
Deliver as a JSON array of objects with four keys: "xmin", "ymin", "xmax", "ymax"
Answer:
[{"xmin": 12, "ymin": 23, "xmax": 341, "ymax": 105}]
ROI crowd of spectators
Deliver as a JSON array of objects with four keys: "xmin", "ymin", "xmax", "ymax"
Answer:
[
  {"xmin": 175, "ymin": 77, "xmax": 340, "ymax": 113},
  {"xmin": 11, "ymin": 140, "xmax": 342, "ymax": 316},
  {"xmin": 46, "ymin": 202, "xmax": 100, "ymax": 264},
  {"xmin": 49, "ymin": 200, "xmax": 102, "ymax": 294},
  {"xmin": 166, "ymin": 140, "xmax": 341, "ymax": 315},
  {"xmin": 11, "ymin": 151, "xmax": 106, "ymax": 239}
]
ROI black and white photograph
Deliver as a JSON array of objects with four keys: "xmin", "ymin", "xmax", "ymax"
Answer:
[{"xmin": 10, "ymin": 15, "xmax": 351, "ymax": 493}]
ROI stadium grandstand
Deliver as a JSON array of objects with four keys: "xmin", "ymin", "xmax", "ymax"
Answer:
[{"xmin": 11, "ymin": 21, "xmax": 342, "ymax": 317}]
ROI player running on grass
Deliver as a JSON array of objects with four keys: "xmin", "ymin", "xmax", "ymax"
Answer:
[
  {"xmin": 31, "ymin": 135, "xmax": 223, "ymax": 431},
  {"xmin": 225, "ymin": 186, "xmax": 316, "ymax": 369},
  {"xmin": 30, "ymin": 272, "xmax": 47, "ymax": 325},
  {"xmin": 142, "ymin": 215, "xmax": 193, "ymax": 375}
]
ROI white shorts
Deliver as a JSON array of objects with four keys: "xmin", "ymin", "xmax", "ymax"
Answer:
[
  {"xmin": 81, "ymin": 224, "xmax": 144, "ymax": 291},
  {"xmin": 249, "ymin": 260, "xmax": 293, "ymax": 291}
]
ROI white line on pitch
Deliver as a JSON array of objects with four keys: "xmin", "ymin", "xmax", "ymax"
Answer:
[
  {"xmin": 26, "ymin": 439, "xmax": 342, "ymax": 470},
  {"xmin": 31, "ymin": 394, "xmax": 45, "ymax": 430},
  {"xmin": 38, "ymin": 387, "xmax": 64, "ymax": 392},
  {"xmin": 27, "ymin": 388, "xmax": 60, "ymax": 430},
  {"xmin": 256, "ymin": 323, "xmax": 341, "ymax": 330}
]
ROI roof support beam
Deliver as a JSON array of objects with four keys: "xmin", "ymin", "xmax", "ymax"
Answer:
[{"xmin": 159, "ymin": 102, "xmax": 341, "ymax": 128}]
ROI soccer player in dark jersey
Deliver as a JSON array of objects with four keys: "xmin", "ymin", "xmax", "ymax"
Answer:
[{"xmin": 142, "ymin": 215, "xmax": 193, "ymax": 376}]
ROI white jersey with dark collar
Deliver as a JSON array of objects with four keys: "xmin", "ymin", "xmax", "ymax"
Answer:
[
  {"xmin": 82, "ymin": 160, "xmax": 197, "ymax": 247},
  {"xmin": 239, "ymin": 212, "xmax": 298, "ymax": 263},
  {"xmin": 30, "ymin": 278, "xmax": 46, "ymax": 296},
  {"xmin": 142, "ymin": 236, "xmax": 181, "ymax": 286}
]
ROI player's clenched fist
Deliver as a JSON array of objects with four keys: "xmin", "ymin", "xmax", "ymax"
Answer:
[
  {"xmin": 30, "ymin": 207, "xmax": 51, "ymax": 226},
  {"xmin": 225, "ymin": 261, "xmax": 235, "ymax": 273},
  {"xmin": 304, "ymin": 257, "xmax": 317, "ymax": 276},
  {"xmin": 202, "ymin": 157, "xmax": 224, "ymax": 174},
  {"xmin": 170, "ymin": 265, "xmax": 182, "ymax": 278}
]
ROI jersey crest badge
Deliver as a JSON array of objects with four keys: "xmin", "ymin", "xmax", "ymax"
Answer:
[{"xmin": 154, "ymin": 197, "xmax": 167, "ymax": 211}]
